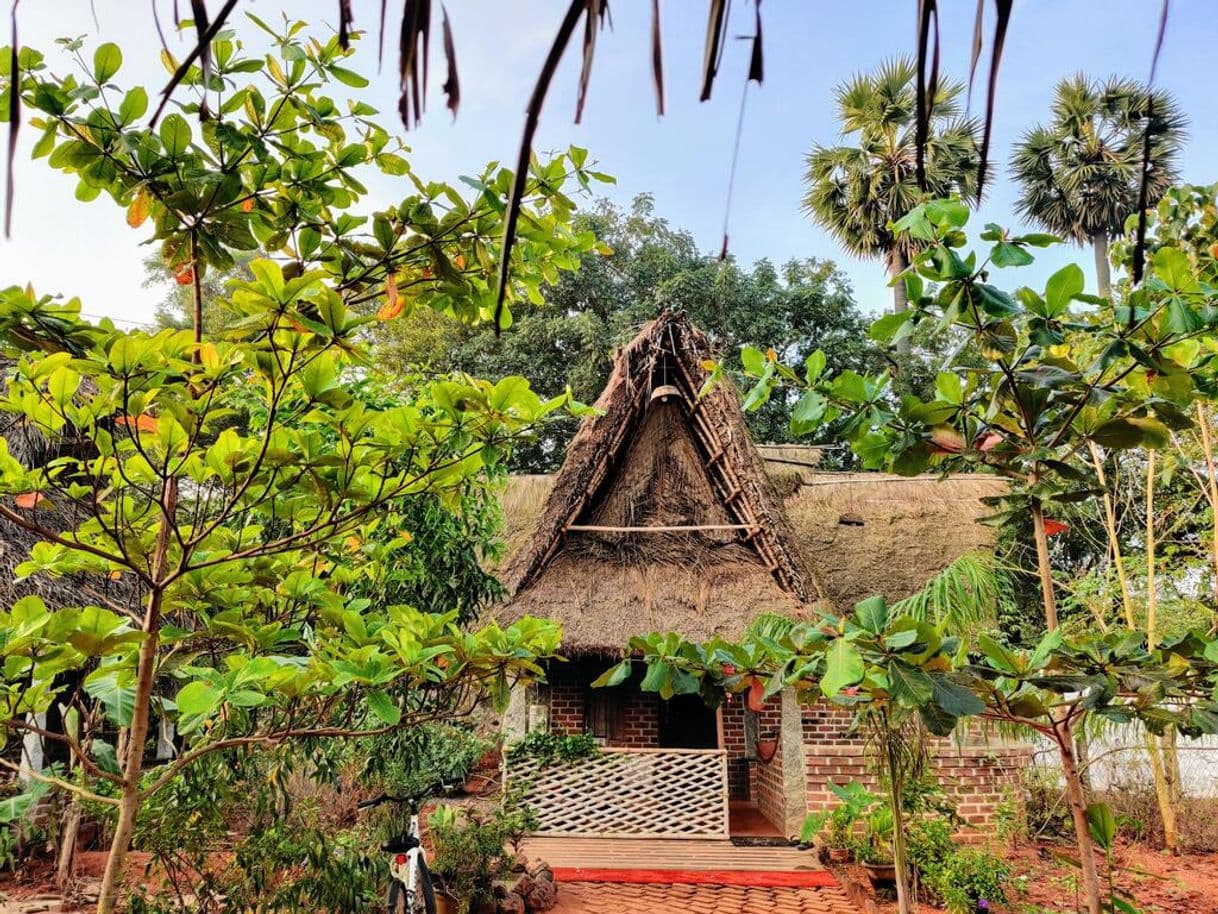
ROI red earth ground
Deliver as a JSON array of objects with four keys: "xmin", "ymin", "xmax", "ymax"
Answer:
[
  {"xmin": 4, "ymin": 842, "xmax": 1218, "ymax": 913},
  {"xmin": 840, "ymin": 841, "xmax": 1218, "ymax": 914}
]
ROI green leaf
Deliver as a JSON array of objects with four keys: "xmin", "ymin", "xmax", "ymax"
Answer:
[
  {"xmin": 930, "ymin": 675, "xmax": 985, "ymax": 717},
  {"xmin": 790, "ymin": 390, "xmax": 826, "ymax": 436},
  {"xmin": 1044, "ymin": 264, "xmax": 1084, "ymax": 316},
  {"xmin": 0, "ymin": 778, "xmax": 51, "ymax": 824},
  {"xmin": 1153, "ymin": 247, "xmax": 1198, "ymax": 293},
  {"xmin": 329, "ymin": 65, "xmax": 369, "ymax": 88},
  {"xmin": 591, "ymin": 660, "xmax": 632, "ymax": 688},
  {"xmin": 888, "ymin": 661, "xmax": 934, "ymax": 708},
  {"xmin": 159, "ymin": 113, "xmax": 192, "ymax": 157},
  {"xmin": 1086, "ymin": 802, "xmax": 1117, "ymax": 850},
  {"xmin": 84, "ymin": 671, "xmax": 135, "ymax": 727},
  {"xmin": 934, "ymin": 372, "xmax": 963, "ymax": 405},
  {"xmin": 804, "ymin": 350, "xmax": 827, "ymax": 384},
  {"xmin": 367, "ymin": 690, "xmax": 401, "ymax": 725},
  {"xmin": 821, "ymin": 639, "xmax": 864, "ymax": 697},
  {"xmin": 175, "ymin": 680, "xmax": 221, "ymax": 717},
  {"xmin": 852, "ymin": 596, "xmax": 887, "ymax": 635},
  {"xmin": 991, "ymin": 241, "xmax": 1033, "ymax": 268},
  {"xmin": 869, "ymin": 310, "xmax": 913, "ymax": 345},
  {"xmin": 93, "ymin": 43, "xmax": 122, "ymax": 82},
  {"xmin": 118, "ymin": 87, "xmax": 148, "ymax": 124},
  {"xmin": 740, "ymin": 345, "xmax": 765, "ymax": 376}
]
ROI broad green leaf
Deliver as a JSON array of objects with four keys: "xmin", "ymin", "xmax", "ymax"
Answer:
[
  {"xmin": 159, "ymin": 113, "xmax": 192, "ymax": 157},
  {"xmin": 888, "ymin": 661, "xmax": 934, "ymax": 707},
  {"xmin": 367, "ymin": 689, "xmax": 401, "ymax": 725},
  {"xmin": 1085, "ymin": 802, "xmax": 1117, "ymax": 850},
  {"xmin": 93, "ymin": 43, "xmax": 122, "ymax": 82},
  {"xmin": 175, "ymin": 680, "xmax": 222, "ymax": 717},
  {"xmin": 591, "ymin": 660, "xmax": 632, "ymax": 688},
  {"xmin": 821, "ymin": 639, "xmax": 864, "ymax": 697},
  {"xmin": 84, "ymin": 671, "xmax": 136, "ymax": 726},
  {"xmin": 852, "ymin": 596, "xmax": 887, "ymax": 635},
  {"xmin": 1044, "ymin": 264, "xmax": 1084, "ymax": 316}
]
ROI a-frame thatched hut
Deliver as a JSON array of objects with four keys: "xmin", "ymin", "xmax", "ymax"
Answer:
[{"xmin": 493, "ymin": 311, "xmax": 1029, "ymax": 841}]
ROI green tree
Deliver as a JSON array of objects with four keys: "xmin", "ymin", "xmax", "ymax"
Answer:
[
  {"xmin": 1011, "ymin": 75, "xmax": 1186, "ymax": 299},
  {"xmin": 802, "ymin": 58, "xmax": 981, "ymax": 318},
  {"xmin": 0, "ymin": 22, "xmax": 597, "ymax": 914},
  {"xmin": 378, "ymin": 195, "xmax": 883, "ymax": 471}
]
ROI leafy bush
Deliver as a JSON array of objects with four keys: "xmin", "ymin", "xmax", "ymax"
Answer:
[
  {"xmin": 428, "ymin": 805, "xmax": 536, "ymax": 913},
  {"xmin": 921, "ymin": 847, "xmax": 1011, "ymax": 914},
  {"xmin": 507, "ymin": 730, "xmax": 599, "ymax": 766},
  {"xmin": 365, "ymin": 723, "xmax": 493, "ymax": 796}
]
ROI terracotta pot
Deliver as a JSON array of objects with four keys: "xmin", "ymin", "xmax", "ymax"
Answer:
[
  {"xmin": 461, "ymin": 772, "xmax": 496, "ymax": 796},
  {"xmin": 863, "ymin": 861, "xmax": 896, "ymax": 886},
  {"xmin": 755, "ymin": 739, "xmax": 778, "ymax": 763},
  {"xmin": 827, "ymin": 847, "xmax": 851, "ymax": 864},
  {"xmin": 434, "ymin": 891, "xmax": 459, "ymax": 914}
]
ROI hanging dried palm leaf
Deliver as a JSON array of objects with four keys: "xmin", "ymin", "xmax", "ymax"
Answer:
[
  {"xmin": 967, "ymin": 0, "xmax": 983, "ymax": 106},
  {"xmin": 974, "ymin": 0, "xmax": 1012, "ymax": 198},
  {"xmin": 338, "ymin": 0, "xmax": 354, "ymax": 50},
  {"xmin": 914, "ymin": 0, "xmax": 940, "ymax": 191},
  {"xmin": 699, "ymin": 0, "xmax": 730, "ymax": 102},
  {"xmin": 4, "ymin": 0, "xmax": 19, "ymax": 239},
  {"xmin": 651, "ymin": 0, "xmax": 664, "ymax": 116},
  {"xmin": 397, "ymin": 0, "xmax": 430, "ymax": 129},
  {"xmin": 440, "ymin": 5, "xmax": 458, "ymax": 119},
  {"xmin": 492, "ymin": 0, "xmax": 601, "ymax": 332}
]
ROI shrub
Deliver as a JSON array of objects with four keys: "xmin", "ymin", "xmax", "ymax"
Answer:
[
  {"xmin": 428, "ymin": 805, "xmax": 536, "ymax": 913},
  {"xmin": 922, "ymin": 848, "xmax": 1011, "ymax": 914}
]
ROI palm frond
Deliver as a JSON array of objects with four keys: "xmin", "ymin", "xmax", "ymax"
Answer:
[{"xmin": 890, "ymin": 550, "xmax": 1006, "ymax": 637}]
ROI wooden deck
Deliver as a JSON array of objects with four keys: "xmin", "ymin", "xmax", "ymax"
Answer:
[{"xmin": 519, "ymin": 837, "xmax": 825, "ymax": 873}]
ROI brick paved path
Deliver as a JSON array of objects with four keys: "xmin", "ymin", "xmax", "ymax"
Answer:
[{"xmin": 551, "ymin": 880, "xmax": 861, "ymax": 914}]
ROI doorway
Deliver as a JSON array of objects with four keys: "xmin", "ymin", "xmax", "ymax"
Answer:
[{"xmin": 657, "ymin": 694, "xmax": 719, "ymax": 749}]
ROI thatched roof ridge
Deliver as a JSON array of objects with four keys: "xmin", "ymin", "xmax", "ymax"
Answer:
[{"xmin": 501, "ymin": 311, "xmax": 821, "ymax": 605}]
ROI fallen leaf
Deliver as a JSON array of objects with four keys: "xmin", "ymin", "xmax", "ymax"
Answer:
[{"xmin": 14, "ymin": 492, "xmax": 45, "ymax": 509}]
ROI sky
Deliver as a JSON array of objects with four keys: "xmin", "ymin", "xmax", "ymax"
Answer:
[{"xmin": 2, "ymin": 0, "xmax": 1216, "ymax": 328}]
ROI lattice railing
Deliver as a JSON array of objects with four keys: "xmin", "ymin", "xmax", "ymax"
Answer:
[{"xmin": 505, "ymin": 747, "xmax": 730, "ymax": 839}]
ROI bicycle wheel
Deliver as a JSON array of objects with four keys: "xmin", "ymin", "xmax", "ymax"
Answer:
[{"xmin": 414, "ymin": 858, "xmax": 437, "ymax": 914}]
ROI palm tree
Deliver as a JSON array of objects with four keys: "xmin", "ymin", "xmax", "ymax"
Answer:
[
  {"xmin": 803, "ymin": 58, "xmax": 981, "ymax": 317},
  {"xmin": 1011, "ymin": 75, "xmax": 1186, "ymax": 298}
]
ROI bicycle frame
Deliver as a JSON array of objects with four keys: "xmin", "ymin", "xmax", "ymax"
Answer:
[{"xmin": 386, "ymin": 810, "xmax": 426, "ymax": 911}]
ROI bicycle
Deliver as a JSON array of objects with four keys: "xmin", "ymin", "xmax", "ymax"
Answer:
[{"xmin": 358, "ymin": 781, "xmax": 449, "ymax": 914}]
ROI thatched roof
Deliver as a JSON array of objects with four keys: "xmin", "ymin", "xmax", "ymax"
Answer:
[
  {"xmin": 490, "ymin": 312, "xmax": 1008, "ymax": 652},
  {"xmin": 493, "ymin": 312, "xmax": 821, "ymax": 650}
]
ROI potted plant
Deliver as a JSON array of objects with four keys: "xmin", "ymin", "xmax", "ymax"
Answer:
[
  {"xmin": 858, "ymin": 807, "xmax": 897, "ymax": 887},
  {"xmin": 427, "ymin": 804, "xmax": 534, "ymax": 914}
]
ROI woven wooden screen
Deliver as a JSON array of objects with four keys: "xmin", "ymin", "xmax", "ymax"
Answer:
[{"xmin": 506, "ymin": 747, "xmax": 730, "ymax": 839}]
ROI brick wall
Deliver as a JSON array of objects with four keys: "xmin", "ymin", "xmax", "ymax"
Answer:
[
  {"xmin": 804, "ymin": 742, "xmax": 1031, "ymax": 830},
  {"xmin": 721, "ymin": 696, "xmax": 783, "ymax": 801},
  {"xmin": 543, "ymin": 680, "xmax": 660, "ymax": 749}
]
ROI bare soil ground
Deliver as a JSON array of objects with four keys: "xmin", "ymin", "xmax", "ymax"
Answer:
[{"xmin": 833, "ymin": 840, "xmax": 1218, "ymax": 914}]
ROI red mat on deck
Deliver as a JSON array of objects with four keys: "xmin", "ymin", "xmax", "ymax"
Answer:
[{"xmin": 550, "ymin": 867, "xmax": 839, "ymax": 888}]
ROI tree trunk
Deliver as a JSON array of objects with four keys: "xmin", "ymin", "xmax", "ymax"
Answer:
[
  {"xmin": 1092, "ymin": 231, "xmax": 1112, "ymax": 300},
  {"xmin": 888, "ymin": 249, "xmax": 910, "ymax": 357},
  {"xmin": 1030, "ymin": 501, "xmax": 1060, "ymax": 630},
  {"xmin": 55, "ymin": 799, "xmax": 82, "ymax": 892},
  {"xmin": 890, "ymin": 784, "xmax": 913, "ymax": 914},
  {"xmin": 1057, "ymin": 722, "xmax": 1105, "ymax": 914},
  {"xmin": 1145, "ymin": 730, "xmax": 1179, "ymax": 853},
  {"xmin": 1196, "ymin": 403, "xmax": 1218, "ymax": 619},
  {"xmin": 96, "ymin": 479, "xmax": 177, "ymax": 914}
]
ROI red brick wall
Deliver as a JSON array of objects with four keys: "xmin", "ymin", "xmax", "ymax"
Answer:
[
  {"xmin": 804, "ymin": 742, "xmax": 1031, "ymax": 830},
  {"xmin": 543, "ymin": 680, "xmax": 660, "ymax": 749},
  {"xmin": 721, "ymin": 696, "xmax": 782, "ymax": 801}
]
